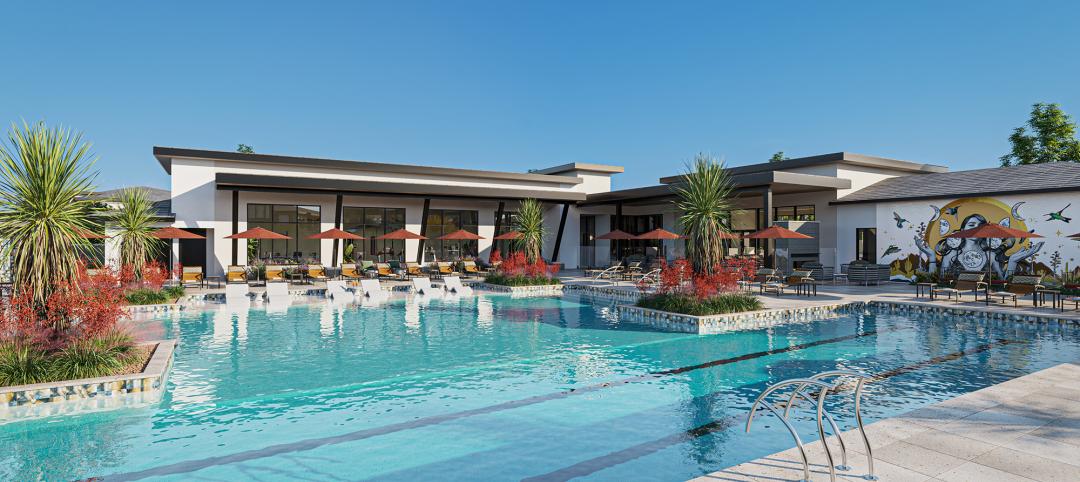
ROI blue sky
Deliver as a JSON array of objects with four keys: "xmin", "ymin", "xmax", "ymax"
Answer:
[{"xmin": 2, "ymin": 1, "xmax": 1078, "ymax": 190}]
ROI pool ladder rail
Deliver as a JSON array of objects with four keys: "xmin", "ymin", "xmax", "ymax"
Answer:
[{"xmin": 745, "ymin": 370, "xmax": 877, "ymax": 482}]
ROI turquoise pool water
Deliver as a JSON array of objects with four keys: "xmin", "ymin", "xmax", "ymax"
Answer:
[{"xmin": 2, "ymin": 294, "xmax": 1079, "ymax": 481}]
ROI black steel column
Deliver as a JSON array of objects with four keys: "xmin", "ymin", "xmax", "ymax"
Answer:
[
  {"xmin": 331, "ymin": 194, "xmax": 343, "ymax": 267},
  {"xmin": 231, "ymin": 190, "xmax": 239, "ymax": 265},
  {"xmin": 615, "ymin": 201, "xmax": 623, "ymax": 261},
  {"xmin": 493, "ymin": 201, "xmax": 505, "ymax": 235},
  {"xmin": 551, "ymin": 202, "xmax": 570, "ymax": 263},
  {"xmin": 416, "ymin": 198, "xmax": 431, "ymax": 263},
  {"xmin": 762, "ymin": 188, "xmax": 773, "ymax": 268}
]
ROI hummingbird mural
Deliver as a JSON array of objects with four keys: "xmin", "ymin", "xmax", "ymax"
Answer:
[
  {"xmin": 892, "ymin": 212, "xmax": 909, "ymax": 228},
  {"xmin": 882, "ymin": 245, "xmax": 902, "ymax": 257},
  {"xmin": 1046, "ymin": 204, "xmax": 1072, "ymax": 223}
]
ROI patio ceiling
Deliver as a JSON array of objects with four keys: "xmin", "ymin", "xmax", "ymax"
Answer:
[{"xmin": 580, "ymin": 171, "xmax": 850, "ymax": 206}]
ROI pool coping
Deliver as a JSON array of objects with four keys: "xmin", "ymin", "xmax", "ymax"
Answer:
[
  {"xmin": 693, "ymin": 361, "xmax": 1080, "ymax": 482},
  {"xmin": 0, "ymin": 339, "xmax": 176, "ymax": 410}
]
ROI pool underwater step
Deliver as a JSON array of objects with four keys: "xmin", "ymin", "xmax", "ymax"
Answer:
[{"xmin": 98, "ymin": 327, "xmax": 901, "ymax": 481}]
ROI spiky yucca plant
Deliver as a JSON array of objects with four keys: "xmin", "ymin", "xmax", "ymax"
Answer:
[
  {"xmin": 514, "ymin": 198, "xmax": 546, "ymax": 263},
  {"xmin": 109, "ymin": 188, "xmax": 163, "ymax": 277},
  {"xmin": 672, "ymin": 153, "xmax": 735, "ymax": 274},
  {"xmin": 0, "ymin": 122, "xmax": 98, "ymax": 304}
]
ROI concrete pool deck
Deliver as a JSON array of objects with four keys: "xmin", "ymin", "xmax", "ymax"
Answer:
[{"xmin": 691, "ymin": 361, "xmax": 1080, "ymax": 482}]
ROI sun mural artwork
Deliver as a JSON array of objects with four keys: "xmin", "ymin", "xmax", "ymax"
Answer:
[{"xmin": 889, "ymin": 197, "xmax": 1049, "ymax": 280}]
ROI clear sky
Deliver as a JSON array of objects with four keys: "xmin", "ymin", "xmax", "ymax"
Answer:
[{"xmin": 2, "ymin": 1, "xmax": 1078, "ymax": 190}]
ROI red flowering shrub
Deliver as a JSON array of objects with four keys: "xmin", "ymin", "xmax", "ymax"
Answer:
[
  {"xmin": 640, "ymin": 257, "xmax": 755, "ymax": 299},
  {"xmin": 141, "ymin": 260, "xmax": 170, "ymax": 290},
  {"xmin": 489, "ymin": 250, "xmax": 502, "ymax": 265},
  {"xmin": 486, "ymin": 251, "xmax": 560, "ymax": 286},
  {"xmin": 0, "ymin": 267, "xmax": 127, "ymax": 349}
]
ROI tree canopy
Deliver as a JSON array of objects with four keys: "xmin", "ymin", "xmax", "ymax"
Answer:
[
  {"xmin": 1000, "ymin": 103, "xmax": 1080, "ymax": 166},
  {"xmin": 769, "ymin": 151, "xmax": 789, "ymax": 163}
]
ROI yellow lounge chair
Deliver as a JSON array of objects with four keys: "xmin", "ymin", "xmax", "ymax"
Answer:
[
  {"xmin": 462, "ymin": 260, "xmax": 481, "ymax": 277},
  {"xmin": 307, "ymin": 264, "xmax": 328, "ymax": 281},
  {"xmin": 181, "ymin": 266, "xmax": 204, "ymax": 287},
  {"xmin": 341, "ymin": 263, "xmax": 362, "ymax": 280},
  {"xmin": 375, "ymin": 263, "xmax": 396, "ymax": 279},
  {"xmin": 265, "ymin": 265, "xmax": 286, "ymax": 282},
  {"xmin": 405, "ymin": 262, "xmax": 424, "ymax": 278},
  {"xmin": 436, "ymin": 262, "xmax": 457, "ymax": 279},
  {"xmin": 226, "ymin": 265, "xmax": 247, "ymax": 283}
]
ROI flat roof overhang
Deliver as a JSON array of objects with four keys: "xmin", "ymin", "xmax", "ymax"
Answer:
[
  {"xmin": 156, "ymin": 147, "xmax": 582, "ymax": 186},
  {"xmin": 580, "ymin": 171, "xmax": 850, "ymax": 206},
  {"xmin": 214, "ymin": 173, "xmax": 587, "ymax": 202},
  {"xmin": 657, "ymin": 152, "xmax": 947, "ymax": 184}
]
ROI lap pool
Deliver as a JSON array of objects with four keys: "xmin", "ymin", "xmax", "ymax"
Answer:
[{"xmin": 2, "ymin": 294, "xmax": 1078, "ymax": 481}]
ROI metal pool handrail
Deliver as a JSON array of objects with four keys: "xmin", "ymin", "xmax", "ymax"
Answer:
[
  {"xmin": 780, "ymin": 370, "xmax": 876, "ymax": 481},
  {"xmin": 746, "ymin": 378, "xmax": 837, "ymax": 482}
]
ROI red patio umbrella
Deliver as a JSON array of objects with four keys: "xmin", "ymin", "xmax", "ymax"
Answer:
[
  {"xmin": 224, "ymin": 226, "xmax": 291, "ymax": 239},
  {"xmin": 746, "ymin": 226, "xmax": 814, "ymax": 268},
  {"xmin": 634, "ymin": 228, "xmax": 684, "ymax": 240},
  {"xmin": 946, "ymin": 224, "xmax": 1042, "ymax": 299},
  {"xmin": 376, "ymin": 228, "xmax": 427, "ymax": 240},
  {"xmin": 493, "ymin": 230, "xmax": 523, "ymax": 240},
  {"xmin": 306, "ymin": 228, "xmax": 365, "ymax": 240},
  {"xmin": 438, "ymin": 229, "xmax": 485, "ymax": 240},
  {"xmin": 596, "ymin": 229, "xmax": 636, "ymax": 240},
  {"xmin": 150, "ymin": 227, "xmax": 205, "ymax": 277}
]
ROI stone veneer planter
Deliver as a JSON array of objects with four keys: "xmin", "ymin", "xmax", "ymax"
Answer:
[
  {"xmin": 617, "ymin": 302, "xmax": 858, "ymax": 334},
  {"xmin": 867, "ymin": 300, "xmax": 1080, "ymax": 326},
  {"xmin": 474, "ymin": 282, "xmax": 564, "ymax": 296},
  {"xmin": 563, "ymin": 284, "xmax": 642, "ymax": 303},
  {"xmin": 0, "ymin": 340, "xmax": 176, "ymax": 415}
]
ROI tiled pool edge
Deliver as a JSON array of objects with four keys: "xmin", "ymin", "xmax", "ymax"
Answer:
[
  {"xmin": 693, "ymin": 361, "xmax": 1080, "ymax": 482},
  {"xmin": 0, "ymin": 339, "xmax": 176, "ymax": 410}
]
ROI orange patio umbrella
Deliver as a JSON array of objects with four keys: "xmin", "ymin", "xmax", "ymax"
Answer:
[
  {"xmin": 946, "ymin": 223, "xmax": 1042, "ymax": 297},
  {"xmin": 151, "ymin": 227, "xmax": 205, "ymax": 276},
  {"xmin": 746, "ymin": 226, "xmax": 813, "ymax": 268},
  {"xmin": 306, "ymin": 228, "xmax": 365, "ymax": 240},
  {"xmin": 224, "ymin": 226, "xmax": 291, "ymax": 239},
  {"xmin": 493, "ymin": 230, "xmax": 523, "ymax": 240},
  {"xmin": 438, "ymin": 229, "xmax": 485, "ymax": 240},
  {"xmin": 634, "ymin": 228, "xmax": 684, "ymax": 240},
  {"xmin": 376, "ymin": 228, "xmax": 427, "ymax": 240},
  {"xmin": 596, "ymin": 229, "xmax": 636, "ymax": 240}
]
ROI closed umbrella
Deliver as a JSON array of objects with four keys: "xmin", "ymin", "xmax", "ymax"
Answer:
[
  {"xmin": 746, "ymin": 225, "xmax": 814, "ymax": 268},
  {"xmin": 946, "ymin": 223, "xmax": 1042, "ymax": 303}
]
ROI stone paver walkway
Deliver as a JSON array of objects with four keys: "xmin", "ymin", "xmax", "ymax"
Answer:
[{"xmin": 690, "ymin": 362, "xmax": 1080, "ymax": 482}]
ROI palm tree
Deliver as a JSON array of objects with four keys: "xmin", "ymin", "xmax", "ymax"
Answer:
[
  {"xmin": 109, "ymin": 188, "xmax": 164, "ymax": 277},
  {"xmin": 672, "ymin": 153, "xmax": 735, "ymax": 274},
  {"xmin": 0, "ymin": 122, "xmax": 98, "ymax": 304},
  {"xmin": 514, "ymin": 198, "xmax": 546, "ymax": 263}
]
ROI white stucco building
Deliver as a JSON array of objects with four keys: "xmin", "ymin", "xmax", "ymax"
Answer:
[{"xmin": 146, "ymin": 146, "xmax": 1080, "ymax": 281}]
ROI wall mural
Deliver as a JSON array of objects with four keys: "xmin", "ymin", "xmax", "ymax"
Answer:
[{"xmin": 879, "ymin": 196, "xmax": 1079, "ymax": 281}]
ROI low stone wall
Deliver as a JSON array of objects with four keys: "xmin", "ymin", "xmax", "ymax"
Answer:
[
  {"xmin": 867, "ymin": 300, "xmax": 1080, "ymax": 326},
  {"xmin": 0, "ymin": 340, "xmax": 176, "ymax": 415},
  {"xmin": 563, "ymin": 284, "xmax": 642, "ymax": 303},
  {"xmin": 617, "ymin": 302, "xmax": 861, "ymax": 334},
  {"xmin": 474, "ymin": 283, "xmax": 564, "ymax": 296}
]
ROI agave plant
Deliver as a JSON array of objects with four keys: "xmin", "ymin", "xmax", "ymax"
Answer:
[
  {"xmin": 514, "ymin": 198, "xmax": 546, "ymax": 263},
  {"xmin": 109, "ymin": 187, "xmax": 164, "ymax": 277},
  {"xmin": 0, "ymin": 122, "xmax": 98, "ymax": 304},
  {"xmin": 672, "ymin": 153, "xmax": 735, "ymax": 274}
]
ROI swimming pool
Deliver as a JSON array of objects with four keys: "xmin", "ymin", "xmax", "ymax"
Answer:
[{"xmin": 2, "ymin": 294, "xmax": 1078, "ymax": 481}]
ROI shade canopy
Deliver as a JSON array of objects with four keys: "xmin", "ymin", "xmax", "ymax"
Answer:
[
  {"xmin": 634, "ymin": 228, "xmax": 684, "ymax": 240},
  {"xmin": 945, "ymin": 223, "xmax": 1042, "ymax": 239},
  {"xmin": 493, "ymin": 230, "xmax": 523, "ymax": 240},
  {"xmin": 596, "ymin": 229, "xmax": 636, "ymax": 240},
  {"xmin": 745, "ymin": 226, "xmax": 814, "ymax": 239},
  {"xmin": 150, "ymin": 227, "xmax": 205, "ymax": 240},
  {"xmin": 376, "ymin": 228, "xmax": 427, "ymax": 240},
  {"xmin": 306, "ymin": 228, "xmax": 365, "ymax": 240},
  {"xmin": 438, "ymin": 229, "xmax": 485, "ymax": 240},
  {"xmin": 224, "ymin": 227, "xmax": 291, "ymax": 239}
]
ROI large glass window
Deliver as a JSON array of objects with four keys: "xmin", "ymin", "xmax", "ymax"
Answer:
[
  {"xmin": 248, "ymin": 204, "xmax": 322, "ymax": 262},
  {"xmin": 856, "ymin": 228, "xmax": 877, "ymax": 262},
  {"xmin": 579, "ymin": 215, "xmax": 596, "ymax": 267},
  {"xmin": 424, "ymin": 209, "xmax": 479, "ymax": 262},
  {"xmin": 342, "ymin": 207, "xmax": 406, "ymax": 261},
  {"xmin": 609, "ymin": 214, "xmax": 663, "ymax": 259},
  {"xmin": 774, "ymin": 204, "xmax": 816, "ymax": 221}
]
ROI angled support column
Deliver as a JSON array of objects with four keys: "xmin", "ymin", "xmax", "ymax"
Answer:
[
  {"xmin": 551, "ymin": 202, "xmax": 571, "ymax": 263},
  {"xmin": 417, "ymin": 198, "xmax": 431, "ymax": 263},
  {"xmin": 332, "ymin": 194, "xmax": 343, "ymax": 267},
  {"xmin": 231, "ymin": 190, "xmax": 239, "ymax": 265}
]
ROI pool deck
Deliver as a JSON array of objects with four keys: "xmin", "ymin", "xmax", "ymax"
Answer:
[{"xmin": 691, "ymin": 361, "xmax": 1080, "ymax": 482}]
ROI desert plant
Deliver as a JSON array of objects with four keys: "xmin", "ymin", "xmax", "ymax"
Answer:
[
  {"xmin": 672, "ymin": 154, "xmax": 735, "ymax": 274},
  {"xmin": 0, "ymin": 342, "xmax": 50, "ymax": 386},
  {"xmin": 636, "ymin": 292, "xmax": 762, "ymax": 316},
  {"xmin": 0, "ymin": 121, "xmax": 98, "ymax": 304},
  {"xmin": 109, "ymin": 188, "xmax": 164, "ymax": 278},
  {"xmin": 48, "ymin": 336, "xmax": 131, "ymax": 381},
  {"xmin": 514, "ymin": 198, "xmax": 546, "ymax": 263}
]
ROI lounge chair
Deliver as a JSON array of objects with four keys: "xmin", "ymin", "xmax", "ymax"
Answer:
[
  {"xmin": 988, "ymin": 275, "xmax": 1043, "ymax": 307},
  {"xmin": 359, "ymin": 279, "xmax": 389, "ymax": 301},
  {"xmin": 633, "ymin": 268, "xmax": 661, "ymax": 291},
  {"xmin": 375, "ymin": 263, "xmax": 397, "ymax": 280},
  {"xmin": 405, "ymin": 262, "xmax": 424, "ymax": 278},
  {"xmin": 933, "ymin": 272, "xmax": 987, "ymax": 302},
  {"xmin": 360, "ymin": 260, "xmax": 375, "ymax": 274},
  {"xmin": 226, "ymin": 265, "xmax": 247, "ymax": 284},
  {"xmin": 443, "ymin": 276, "xmax": 473, "ymax": 295},
  {"xmin": 264, "ymin": 281, "xmax": 289, "ymax": 301},
  {"xmin": 340, "ymin": 263, "xmax": 362, "ymax": 281},
  {"xmin": 411, "ymin": 277, "xmax": 443, "ymax": 296},
  {"xmin": 265, "ymin": 265, "xmax": 286, "ymax": 283},
  {"xmin": 591, "ymin": 264, "xmax": 625, "ymax": 284},
  {"xmin": 307, "ymin": 264, "xmax": 329, "ymax": 282},
  {"xmin": 462, "ymin": 260, "xmax": 482, "ymax": 278},
  {"xmin": 225, "ymin": 283, "xmax": 250, "ymax": 303},
  {"xmin": 325, "ymin": 279, "xmax": 355, "ymax": 302},
  {"xmin": 435, "ymin": 262, "xmax": 458, "ymax": 279},
  {"xmin": 785, "ymin": 269, "xmax": 817, "ymax": 296},
  {"xmin": 181, "ymin": 266, "xmax": 204, "ymax": 288}
]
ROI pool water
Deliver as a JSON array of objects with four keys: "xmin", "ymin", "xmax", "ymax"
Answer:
[{"xmin": 2, "ymin": 294, "xmax": 1078, "ymax": 481}]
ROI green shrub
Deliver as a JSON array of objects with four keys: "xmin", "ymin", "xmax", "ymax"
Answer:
[
  {"xmin": 636, "ymin": 292, "xmax": 763, "ymax": 316},
  {"xmin": 484, "ymin": 273, "xmax": 561, "ymax": 287},
  {"xmin": 48, "ymin": 337, "xmax": 133, "ymax": 381},
  {"xmin": 0, "ymin": 342, "xmax": 51, "ymax": 386},
  {"xmin": 124, "ymin": 286, "xmax": 184, "ymax": 305}
]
